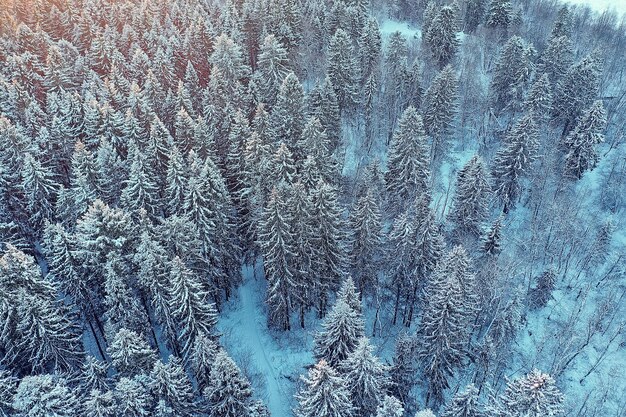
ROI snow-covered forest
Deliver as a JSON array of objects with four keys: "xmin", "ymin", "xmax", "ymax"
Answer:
[{"xmin": 0, "ymin": 0, "xmax": 625, "ymax": 416}]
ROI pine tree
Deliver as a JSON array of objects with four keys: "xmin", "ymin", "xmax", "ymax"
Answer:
[
  {"xmin": 375, "ymin": 395, "xmax": 404, "ymax": 417},
  {"xmin": 311, "ymin": 181, "xmax": 347, "ymax": 313},
  {"xmin": 537, "ymin": 35, "xmax": 573, "ymax": 86},
  {"xmin": 385, "ymin": 106, "xmax": 430, "ymax": 206},
  {"xmin": 464, "ymin": 0, "xmax": 486, "ymax": 33},
  {"xmin": 552, "ymin": 52, "xmax": 602, "ymax": 133},
  {"xmin": 495, "ymin": 370, "xmax": 564, "ymax": 417},
  {"xmin": 203, "ymin": 350, "xmax": 253, "ymax": 417},
  {"xmin": 327, "ymin": 29, "xmax": 360, "ymax": 111},
  {"xmin": 492, "ymin": 113, "xmax": 539, "ymax": 213},
  {"xmin": 80, "ymin": 356, "xmax": 110, "ymax": 393},
  {"xmin": 0, "ymin": 370, "xmax": 17, "ymax": 417},
  {"xmin": 271, "ymin": 72, "xmax": 305, "ymax": 149},
  {"xmin": 389, "ymin": 333, "xmax": 416, "ymax": 406},
  {"xmin": 426, "ymin": 6, "xmax": 460, "ymax": 68},
  {"xmin": 310, "ymin": 77, "xmax": 342, "ymax": 152},
  {"xmin": 164, "ymin": 145, "xmax": 188, "ymax": 216},
  {"xmin": 121, "ymin": 144, "xmax": 160, "ymax": 217},
  {"xmin": 254, "ymin": 34, "xmax": 290, "ymax": 107},
  {"xmin": 149, "ymin": 357, "xmax": 196, "ymax": 417},
  {"xmin": 295, "ymin": 360, "xmax": 355, "ymax": 417},
  {"xmin": 82, "ymin": 389, "xmax": 116, "ymax": 417},
  {"xmin": 348, "ymin": 187, "xmax": 384, "ymax": 296},
  {"xmin": 490, "ymin": 36, "xmax": 534, "ymax": 113},
  {"xmin": 12, "ymin": 375, "xmax": 79, "ymax": 417},
  {"xmin": 189, "ymin": 335, "xmax": 220, "ymax": 390},
  {"xmin": 441, "ymin": 384, "xmax": 483, "ymax": 417},
  {"xmin": 529, "ymin": 269, "xmax": 556, "ymax": 310},
  {"xmin": 21, "ymin": 153, "xmax": 57, "ymax": 230},
  {"xmin": 107, "ymin": 328, "xmax": 157, "ymax": 377},
  {"xmin": 314, "ymin": 299, "xmax": 365, "ymax": 367},
  {"xmin": 168, "ymin": 256, "xmax": 218, "ymax": 356},
  {"xmin": 298, "ymin": 117, "xmax": 338, "ymax": 184},
  {"xmin": 448, "ymin": 155, "xmax": 491, "ymax": 236},
  {"xmin": 113, "ymin": 375, "xmax": 153, "ymax": 417},
  {"xmin": 524, "ymin": 74, "xmax": 552, "ymax": 123},
  {"xmin": 562, "ymin": 101, "xmax": 607, "ymax": 180},
  {"xmin": 339, "ymin": 338, "xmax": 390, "ymax": 417},
  {"xmin": 485, "ymin": 0, "xmax": 512, "ymax": 30},
  {"xmin": 417, "ymin": 246, "xmax": 478, "ymax": 406},
  {"xmin": 258, "ymin": 184, "xmax": 296, "ymax": 330},
  {"xmin": 269, "ymin": 142, "xmax": 297, "ymax": 186},
  {"xmin": 103, "ymin": 260, "xmax": 148, "ymax": 337},
  {"xmin": 422, "ymin": 65, "xmax": 459, "ymax": 158},
  {"xmin": 482, "ymin": 216, "xmax": 503, "ymax": 256}
]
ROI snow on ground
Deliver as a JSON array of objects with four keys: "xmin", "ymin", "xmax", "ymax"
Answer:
[
  {"xmin": 378, "ymin": 19, "xmax": 421, "ymax": 40},
  {"xmin": 567, "ymin": 0, "xmax": 626, "ymax": 15},
  {"xmin": 218, "ymin": 262, "xmax": 313, "ymax": 417}
]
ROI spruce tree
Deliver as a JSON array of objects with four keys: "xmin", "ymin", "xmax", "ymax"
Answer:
[
  {"xmin": 490, "ymin": 36, "xmax": 534, "ymax": 113},
  {"xmin": 327, "ymin": 29, "xmax": 360, "ymax": 111},
  {"xmin": 271, "ymin": 72, "xmax": 305, "ymax": 148},
  {"xmin": 537, "ymin": 35, "xmax": 573, "ymax": 86},
  {"xmin": 441, "ymin": 384, "xmax": 483, "ymax": 417},
  {"xmin": 107, "ymin": 328, "xmax": 157, "ymax": 377},
  {"xmin": 149, "ymin": 357, "xmax": 196, "ymax": 417},
  {"xmin": 448, "ymin": 155, "xmax": 491, "ymax": 236},
  {"xmin": 83, "ymin": 389, "xmax": 116, "ymax": 417},
  {"xmin": 422, "ymin": 65, "xmax": 459, "ymax": 158},
  {"xmin": 492, "ymin": 113, "xmax": 539, "ymax": 213},
  {"xmin": 426, "ymin": 6, "xmax": 460, "ymax": 68},
  {"xmin": 485, "ymin": 0, "xmax": 512, "ymax": 30},
  {"xmin": 339, "ymin": 338, "xmax": 390, "ymax": 417},
  {"xmin": 295, "ymin": 360, "xmax": 355, "ymax": 417},
  {"xmin": 254, "ymin": 34, "xmax": 290, "ymax": 107},
  {"xmin": 562, "ymin": 100, "xmax": 607, "ymax": 180},
  {"xmin": 12, "ymin": 375, "xmax": 79, "ymax": 417},
  {"xmin": 495, "ymin": 370, "xmax": 564, "ymax": 417},
  {"xmin": 375, "ymin": 395, "xmax": 404, "ymax": 417},
  {"xmin": 314, "ymin": 299, "xmax": 365, "ymax": 367},
  {"xmin": 385, "ymin": 106, "xmax": 430, "ymax": 206},
  {"xmin": 482, "ymin": 216, "xmax": 503, "ymax": 256},
  {"xmin": 203, "ymin": 350, "xmax": 254, "ymax": 417},
  {"xmin": 524, "ymin": 74, "xmax": 552, "ymax": 123}
]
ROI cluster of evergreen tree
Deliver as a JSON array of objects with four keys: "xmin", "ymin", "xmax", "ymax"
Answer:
[{"xmin": 1, "ymin": 0, "xmax": 625, "ymax": 415}]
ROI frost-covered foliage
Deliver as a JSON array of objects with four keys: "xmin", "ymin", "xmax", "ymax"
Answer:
[{"xmin": 0, "ymin": 0, "xmax": 624, "ymax": 416}]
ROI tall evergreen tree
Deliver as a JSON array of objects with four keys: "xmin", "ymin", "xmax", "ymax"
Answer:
[
  {"xmin": 327, "ymin": 29, "xmax": 360, "ymax": 111},
  {"xmin": 562, "ymin": 101, "xmax": 607, "ymax": 180},
  {"xmin": 492, "ymin": 370, "xmax": 564, "ymax": 417},
  {"xmin": 425, "ymin": 6, "xmax": 460, "ymax": 68},
  {"xmin": 448, "ymin": 155, "xmax": 491, "ymax": 236},
  {"xmin": 203, "ymin": 350, "xmax": 254, "ymax": 417},
  {"xmin": 490, "ymin": 36, "xmax": 534, "ymax": 113},
  {"xmin": 422, "ymin": 65, "xmax": 459, "ymax": 158},
  {"xmin": 314, "ymin": 299, "xmax": 365, "ymax": 367},
  {"xmin": 295, "ymin": 360, "xmax": 355, "ymax": 417},
  {"xmin": 441, "ymin": 384, "xmax": 483, "ymax": 417}
]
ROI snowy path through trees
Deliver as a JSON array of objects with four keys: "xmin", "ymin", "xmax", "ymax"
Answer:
[{"xmin": 219, "ymin": 263, "xmax": 312, "ymax": 417}]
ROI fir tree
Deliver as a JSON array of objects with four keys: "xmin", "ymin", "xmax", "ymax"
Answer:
[
  {"xmin": 149, "ymin": 357, "xmax": 196, "ymax": 417},
  {"xmin": 203, "ymin": 350, "xmax": 254, "ymax": 417},
  {"xmin": 485, "ymin": 0, "xmax": 512, "ymax": 30},
  {"xmin": 113, "ymin": 375, "xmax": 153, "ymax": 417},
  {"xmin": 83, "ymin": 389, "xmax": 116, "ymax": 417},
  {"xmin": 327, "ymin": 29, "xmax": 360, "ymax": 111},
  {"xmin": 490, "ymin": 36, "xmax": 534, "ymax": 113},
  {"xmin": 495, "ymin": 370, "xmax": 564, "ymax": 417},
  {"xmin": 492, "ymin": 113, "xmax": 539, "ymax": 213},
  {"xmin": 339, "ymin": 338, "xmax": 390, "ymax": 417},
  {"xmin": 389, "ymin": 333, "xmax": 416, "ymax": 406},
  {"xmin": 168, "ymin": 256, "xmax": 218, "ymax": 356},
  {"xmin": 385, "ymin": 106, "xmax": 430, "ymax": 206},
  {"xmin": 464, "ymin": 0, "xmax": 486, "ymax": 33},
  {"xmin": 448, "ymin": 155, "xmax": 491, "ymax": 236},
  {"xmin": 562, "ymin": 101, "xmax": 607, "ymax": 180},
  {"xmin": 482, "ymin": 216, "xmax": 504, "ymax": 256},
  {"xmin": 426, "ymin": 6, "xmax": 460, "ymax": 68},
  {"xmin": 107, "ymin": 328, "xmax": 157, "ymax": 377},
  {"xmin": 271, "ymin": 72, "xmax": 305, "ymax": 149},
  {"xmin": 314, "ymin": 299, "xmax": 365, "ymax": 367},
  {"xmin": 537, "ymin": 35, "xmax": 573, "ymax": 86},
  {"xmin": 524, "ymin": 74, "xmax": 552, "ymax": 123},
  {"xmin": 12, "ymin": 375, "xmax": 79, "ymax": 417},
  {"xmin": 254, "ymin": 34, "xmax": 290, "ymax": 107},
  {"xmin": 422, "ymin": 65, "xmax": 459, "ymax": 158},
  {"xmin": 441, "ymin": 384, "xmax": 483, "ymax": 417},
  {"xmin": 529, "ymin": 269, "xmax": 556, "ymax": 310},
  {"xmin": 375, "ymin": 395, "xmax": 404, "ymax": 417},
  {"xmin": 295, "ymin": 360, "xmax": 355, "ymax": 417}
]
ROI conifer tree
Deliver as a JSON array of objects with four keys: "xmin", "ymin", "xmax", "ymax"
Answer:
[
  {"xmin": 494, "ymin": 370, "xmax": 564, "ymax": 417},
  {"xmin": 149, "ymin": 357, "xmax": 196, "ymax": 417},
  {"xmin": 537, "ymin": 35, "xmax": 573, "ymax": 86},
  {"xmin": 482, "ymin": 216, "xmax": 504, "ymax": 256},
  {"xmin": 103, "ymin": 260, "xmax": 148, "ymax": 337},
  {"xmin": 417, "ymin": 246, "xmax": 478, "ymax": 406},
  {"xmin": 120, "ymin": 144, "xmax": 160, "ymax": 217},
  {"xmin": 254, "ymin": 34, "xmax": 290, "ymax": 107},
  {"xmin": 339, "ymin": 338, "xmax": 390, "ymax": 417},
  {"xmin": 21, "ymin": 153, "xmax": 57, "ymax": 230},
  {"xmin": 492, "ymin": 113, "xmax": 539, "ymax": 213},
  {"xmin": 485, "ymin": 0, "xmax": 512, "ymax": 30},
  {"xmin": 426, "ymin": 6, "xmax": 460, "ymax": 68},
  {"xmin": 422, "ymin": 65, "xmax": 459, "ymax": 158},
  {"xmin": 12, "ymin": 375, "xmax": 79, "ymax": 417},
  {"xmin": 83, "ymin": 389, "xmax": 116, "ymax": 417},
  {"xmin": 348, "ymin": 187, "xmax": 384, "ymax": 296},
  {"xmin": 327, "ymin": 29, "xmax": 360, "ymax": 111},
  {"xmin": 258, "ymin": 184, "xmax": 297, "ymax": 331},
  {"xmin": 524, "ymin": 74, "xmax": 552, "ymax": 123},
  {"xmin": 0, "ymin": 370, "xmax": 17, "ymax": 417},
  {"xmin": 113, "ymin": 375, "xmax": 153, "ymax": 417},
  {"xmin": 295, "ymin": 360, "xmax": 355, "ymax": 417},
  {"xmin": 490, "ymin": 36, "xmax": 534, "ymax": 113},
  {"xmin": 107, "ymin": 328, "xmax": 157, "ymax": 377},
  {"xmin": 529, "ymin": 269, "xmax": 556, "ymax": 310},
  {"xmin": 168, "ymin": 256, "xmax": 218, "ymax": 356},
  {"xmin": 189, "ymin": 335, "xmax": 220, "ymax": 390},
  {"xmin": 552, "ymin": 52, "xmax": 602, "ymax": 133},
  {"xmin": 311, "ymin": 181, "xmax": 346, "ymax": 313},
  {"xmin": 448, "ymin": 155, "xmax": 491, "ymax": 236},
  {"xmin": 562, "ymin": 101, "xmax": 607, "ymax": 180},
  {"xmin": 80, "ymin": 356, "xmax": 110, "ymax": 393},
  {"xmin": 271, "ymin": 73, "xmax": 305, "ymax": 148},
  {"xmin": 310, "ymin": 77, "xmax": 342, "ymax": 152},
  {"xmin": 164, "ymin": 144, "xmax": 188, "ymax": 216},
  {"xmin": 385, "ymin": 107, "xmax": 430, "ymax": 206},
  {"xmin": 389, "ymin": 333, "xmax": 416, "ymax": 406},
  {"xmin": 203, "ymin": 350, "xmax": 254, "ymax": 417},
  {"xmin": 314, "ymin": 299, "xmax": 365, "ymax": 367},
  {"xmin": 441, "ymin": 384, "xmax": 482, "ymax": 417},
  {"xmin": 375, "ymin": 395, "xmax": 404, "ymax": 417},
  {"xmin": 464, "ymin": 0, "xmax": 486, "ymax": 33},
  {"xmin": 269, "ymin": 142, "xmax": 297, "ymax": 186}
]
